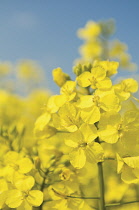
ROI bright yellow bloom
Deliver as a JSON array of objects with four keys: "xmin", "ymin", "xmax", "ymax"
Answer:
[
  {"xmin": 77, "ymin": 65, "xmax": 112, "ymax": 90},
  {"xmin": 6, "ymin": 188, "xmax": 43, "ymax": 208},
  {"xmin": 77, "ymin": 21, "xmax": 101, "ymax": 40},
  {"xmin": 114, "ymin": 78, "xmax": 138, "ymax": 101},
  {"xmin": 52, "ymin": 103, "xmax": 82, "ymax": 132},
  {"xmin": 3, "ymin": 151, "xmax": 33, "ymax": 182},
  {"xmin": 117, "ymin": 154, "xmax": 139, "ymax": 184},
  {"xmin": 79, "ymin": 40, "xmax": 102, "ymax": 60},
  {"xmin": 46, "ymin": 186, "xmax": 84, "ymax": 210},
  {"xmin": 98, "ymin": 110, "xmax": 139, "ymax": 144},
  {"xmin": 54, "ymin": 81, "xmax": 77, "ymax": 107},
  {"xmin": 93, "ymin": 60, "xmax": 119, "ymax": 77},
  {"xmin": 34, "ymin": 95, "xmax": 59, "ymax": 137},
  {"xmin": 65, "ymin": 123, "xmax": 103, "ymax": 168},
  {"xmin": 0, "ymin": 179, "xmax": 8, "ymax": 209},
  {"xmin": 76, "ymin": 91, "xmax": 120, "ymax": 124},
  {"xmin": 5, "ymin": 173, "xmax": 43, "ymax": 208}
]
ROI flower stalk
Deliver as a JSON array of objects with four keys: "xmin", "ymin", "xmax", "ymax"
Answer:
[{"xmin": 97, "ymin": 161, "xmax": 106, "ymax": 210}]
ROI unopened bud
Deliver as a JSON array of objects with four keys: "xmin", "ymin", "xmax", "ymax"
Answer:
[
  {"xmin": 34, "ymin": 157, "xmax": 41, "ymax": 169},
  {"xmin": 52, "ymin": 67, "xmax": 70, "ymax": 87}
]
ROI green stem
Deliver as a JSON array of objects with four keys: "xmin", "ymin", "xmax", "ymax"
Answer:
[
  {"xmin": 106, "ymin": 200, "xmax": 139, "ymax": 207},
  {"xmin": 52, "ymin": 188, "xmax": 100, "ymax": 199},
  {"xmin": 135, "ymin": 184, "xmax": 139, "ymax": 207},
  {"xmin": 66, "ymin": 195, "xmax": 100, "ymax": 199},
  {"xmin": 102, "ymin": 39, "xmax": 109, "ymax": 60},
  {"xmin": 97, "ymin": 162, "xmax": 106, "ymax": 210},
  {"xmin": 38, "ymin": 169, "xmax": 50, "ymax": 210}
]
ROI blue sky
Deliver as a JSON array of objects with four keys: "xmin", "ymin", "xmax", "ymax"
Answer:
[{"xmin": 0, "ymin": 0, "xmax": 139, "ymax": 93}]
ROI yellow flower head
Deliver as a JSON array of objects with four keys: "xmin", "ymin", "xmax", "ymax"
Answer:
[
  {"xmin": 93, "ymin": 60, "xmax": 119, "ymax": 77},
  {"xmin": 77, "ymin": 21, "xmax": 101, "ymax": 40}
]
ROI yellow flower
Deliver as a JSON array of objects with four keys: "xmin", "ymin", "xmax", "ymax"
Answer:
[
  {"xmin": 54, "ymin": 81, "xmax": 77, "ymax": 107},
  {"xmin": 76, "ymin": 90, "xmax": 120, "ymax": 124},
  {"xmin": 98, "ymin": 110, "xmax": 139, "ymax": 144},
  {"xmin": 34, "ymin": 95, "xmax": 59, "ymax": 137},
  {"xmin": 5, "ymin": 173, "xmax": 43, "ymax": 208},
  {"xmin": 4, "ymin": 151, "xmax": 33, "ymax": 182},
  {"xmin": 114, "ymin": 78, "xmax": 138, "ymax": 101},
  {"xmin": 77, "ymin": 21, "xmax": 101, "ymax": 40},
  {"xmin": 6, "ymin": 189, "xmax": 43, "ymax": 208},
  {"xmin": 52, "ymin": 103, "xmax": 82, "ymax": 132},
  {"xmin": 117, "ymin": 154, "xmax": 139, "ymax": 184},
  {"xmin": 77, "ymin": 65, "xmax": 112, "ymax": 90},
  {"xmin": 93, "ymin": 60, "xmax": 119, "ymax": 77},
  {"xmin": 65, "ymin": 123, "xmax": 103, "ymax": 168},
  {"xmin": 0, "ymin": 179, "xmax": 8, "ymax": 209},
  {"xmin": 79, "ymin": 40, "xmax": 102, "ymax": 60}
]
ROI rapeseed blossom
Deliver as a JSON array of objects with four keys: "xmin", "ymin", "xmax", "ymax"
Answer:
[{"xmin": 0, "ymin": 19, "xmax": 139, "ymax": 210}]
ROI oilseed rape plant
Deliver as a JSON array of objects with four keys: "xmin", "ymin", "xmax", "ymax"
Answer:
[
  {"xmin": 0, "ymin": 19, "xmax": 139, "ymax": 210},
  {"xmin": 76, "ymin": 19, "xmax": 137, "ymax": 70}
]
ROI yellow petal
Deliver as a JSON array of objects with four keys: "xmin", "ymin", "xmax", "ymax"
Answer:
[
  {"xmin": 34, "ymin": 112, "xmax": 51, "ymax": 131},
  {"xmin": 77, "ymin": 71, "xmax": 92, "ymax": 87},
  {"xmin": 54, "ymin": 95, "xmax": 67, "ymax": 107},
  {"xmin": 121, "ymin": 166, "xmax": 138, "ymax": 184},
  {"xmin": 121, "ymin": 78, "xmax": 138, "ymax": 93},
  {"xmin": 80, "ymin": 123, "xmax": 98, "ymax": 143},
  {"xmin": 60, "ymin": 81, "xmax": 76, "ymax": 96},
  {"xmin": 18, "ymin": 158, "xmax": 33, "ymax": 173},
  {"xmin": 81, "ymin": 106, "xmax": 100, "ymax": 124},
  {"xmin": 76, "ymin": 95, "xmax": 94, "ymax": 108},
  {"xmin": 99, "ymin": 111, "xmax": 121, "ymax": 128},
  {"xmin": 47, "ymin": 95, "xmax": 59, "ymax": 113},
  {"xmin": 93, "ymin": 60, "xmax": 119, "ymax": 77},
  {"xmin": 69, "ymin": 149, "xmax": 86, "ymax": 169},
  {"xmin": 0, "ymin": 179, "xmax": 8, "ymax": 193},
  {"xmin": 27, "ymin": 190, "xmax": 43, "ymax": 207},
  {"xmin": 116, "ymin": 153, "xmax": 124, "ymax": 173},
  {"xmin": 97, "ymin": 77, "xmax": 112, "ymax": 90},
  {"xmin": 6, "ymin": 189, "xmax": 23, "ymax": 208},
  {"xmin": 14, "ymin": 175, "xmax": 35, "ymax": 191},
  {"xmin": 91, "ymin": 66, "xmax": 106, "ymax": 80},
  {"xmin": 0, "ymin": 191, "xmax": 8, "ymax": 209},
  {"xmin": 99, "ymin": 125, "xmax": 119, "ymax": 143},
  {"xmin": 4, "ymin": 151, "xmax": 19, "ymax": 164},
  {"xmin": 65, "ymin": 139, "xmax": 79, "ymax": 148},
  {"xmin": 123, "ymin": 156, "xmax": 139, "ymax": 169},
  {"xmin": 65, "ymin": 130, "xmax": 82, "ymax": 147},
  {"xmin": 85, "ymin": 142, "xmax": 104, "ymax": 163},
  {"xmin": 100, "ymin": 94, "xmax": 120, "ymax": 112}
]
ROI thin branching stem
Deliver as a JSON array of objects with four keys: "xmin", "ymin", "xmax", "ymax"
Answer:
[
  {"xmin": 52, "ymin": 188, "xmax": 100, "ymax": 199},
  {"xmin": 98, "ymin": 162, "xmax": 106, "ymax": 210},
  {"xmin": 106, "ymin": 200, "xmax": 139, "ymax": 207},
  {"xmin": 66, "ymin": 195, "xmax": 100, "ymax": 199}
]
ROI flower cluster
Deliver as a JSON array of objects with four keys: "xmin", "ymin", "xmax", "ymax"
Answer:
[
  {"xmin": 76, "ymin": 19, "xmax": 137, "ymax": 70},
  {"xmin": 34, "ymin": 59, "xmax": 139, "ymax": 209},
  {"xmin": 0, "ymin": 19, "xmax": 139, "ymax": 210}
]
